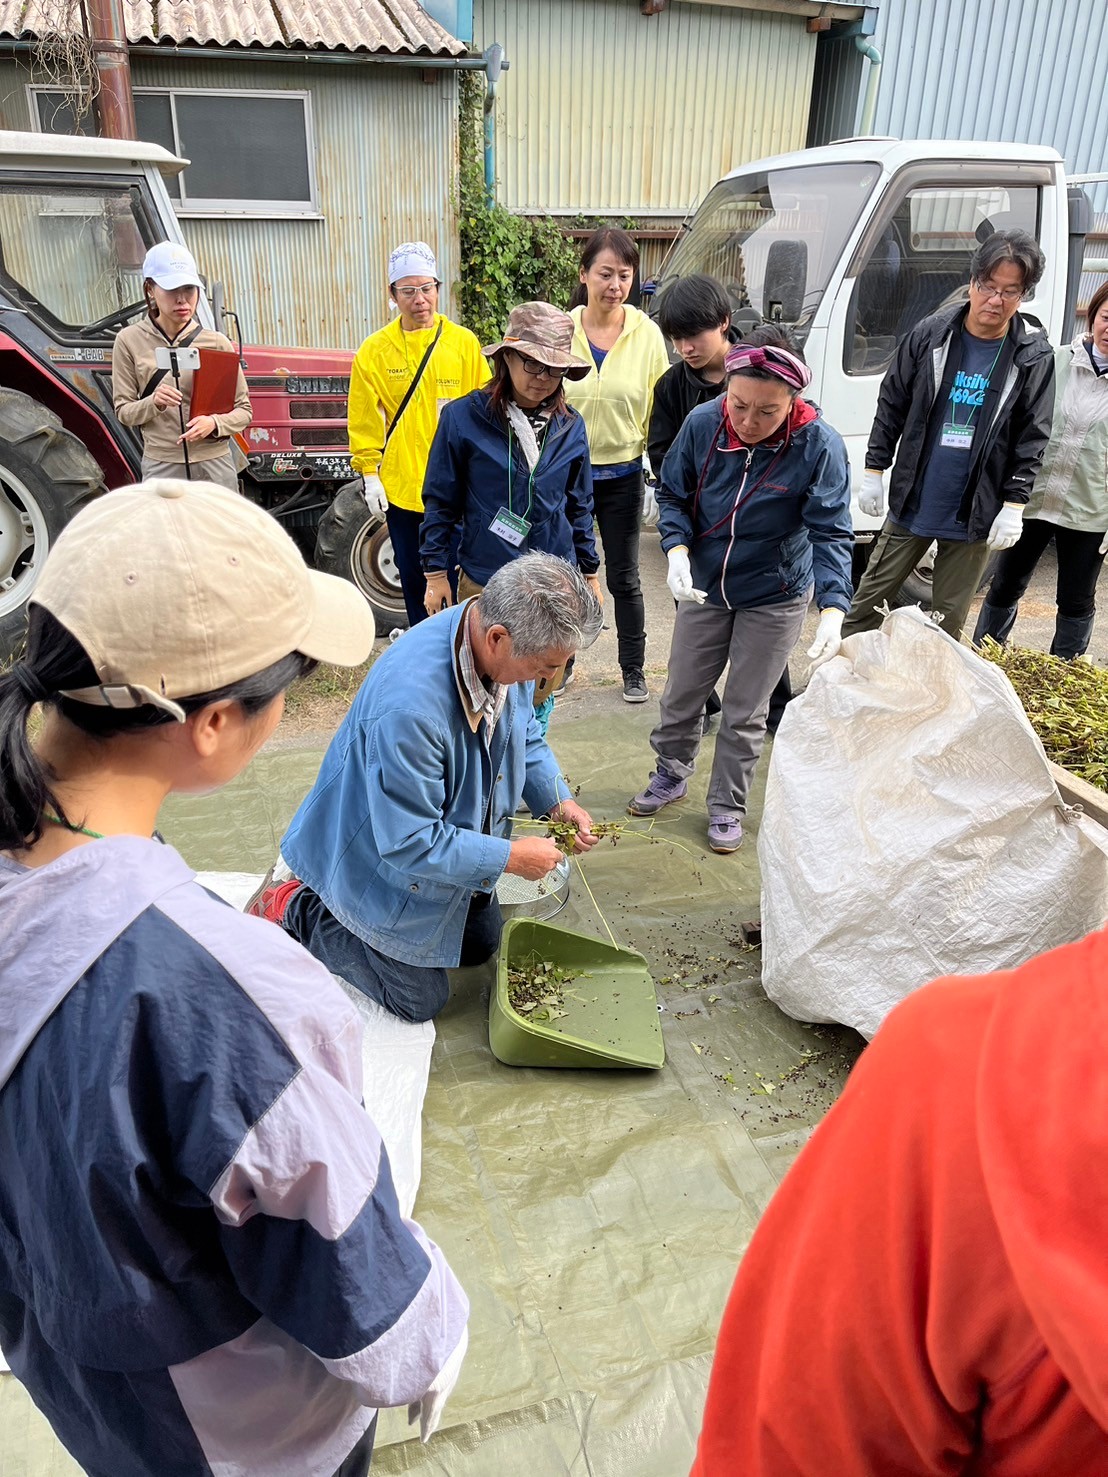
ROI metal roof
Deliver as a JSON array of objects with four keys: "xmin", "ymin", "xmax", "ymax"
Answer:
[{"xmin": 0, "ymin": 0, "xmax": 466, "ymax": 56}]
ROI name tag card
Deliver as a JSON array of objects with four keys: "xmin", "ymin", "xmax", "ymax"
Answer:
[
  {"xmin": 489, "ymin": 507, "xmax": 531, "ymax": 546},
  {"xmin": 940, "ymin": 423, "xmax": 973, "ymax": 451}
]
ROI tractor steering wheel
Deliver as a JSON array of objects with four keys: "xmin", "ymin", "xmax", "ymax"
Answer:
[{"xmin": 78, "ymin": 299, "xmax": 149, "ymax": 337}]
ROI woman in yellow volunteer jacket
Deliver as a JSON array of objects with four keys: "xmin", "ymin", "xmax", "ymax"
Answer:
[
  {"xmin": 564, "ymin": 227, "xmax": 669, "ymax": 703},
  {"xmin": 347, "ymin": 241, "xmax": 490, "ymax": 627}
]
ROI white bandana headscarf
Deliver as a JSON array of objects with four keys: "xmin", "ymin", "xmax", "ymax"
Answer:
[{"xmin": 388, "ymin": 241, "xmax": 438, "ymax": 286}]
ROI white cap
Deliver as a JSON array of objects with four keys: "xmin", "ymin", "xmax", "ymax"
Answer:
[
  {"xmin": 388, "ymin": 241, "xmax": 438, "ymax": 286},
  {"xmin": 142, "ymin": 241, "xmax": 202, "ymax": 290}
]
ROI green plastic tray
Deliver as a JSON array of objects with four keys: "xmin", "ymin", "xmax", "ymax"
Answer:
[{"xmin": 490, "ymin": 917, "xmax": 665, "ymax": 1070}]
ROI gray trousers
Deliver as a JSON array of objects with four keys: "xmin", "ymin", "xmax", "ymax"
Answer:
[
  {"xmin": 651, "ymin": 595, "xmax": 808, "ymax": 820},
  {"xmin": 141, "ymin": 448, "xmax": 240, "ymax": 492},
  {"xmin": 843, "ymin": 520, "xmax": 992, "ymax": 642}
]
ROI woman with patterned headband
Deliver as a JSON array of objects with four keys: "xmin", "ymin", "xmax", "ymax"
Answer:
[{"xmin": 627, "ymin": 327, "xmax": 854, "ymax": 854}]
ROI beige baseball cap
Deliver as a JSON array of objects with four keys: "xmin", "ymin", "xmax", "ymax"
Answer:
[{"xmin": 32, "ymin": 478, "xmax": 375, "ymax": 721}]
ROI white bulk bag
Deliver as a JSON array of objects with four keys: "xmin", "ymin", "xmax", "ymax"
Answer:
[{"xmin": 759, "ymin": 607, "xmax": 1108, "ymax": 1039}]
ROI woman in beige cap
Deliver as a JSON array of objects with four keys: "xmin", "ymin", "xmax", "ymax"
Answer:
[
  {"xmin": 0, "ymin": 481, "xmax": 468, "ymax": 1477},
  {"xmin": 111, "ymin": 241, "xmax": 251, "ymax": 490},
  {"xmin": 419, "ymin": 300, "xmax": 601, "ymax": 723}
]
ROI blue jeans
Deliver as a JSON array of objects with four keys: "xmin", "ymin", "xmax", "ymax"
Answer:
[
  {"xmin": 387, "ymin": 504, "xmax": 458, "ymax": 629},
  {"xmin": 284, "ymin": 886, "xmax": 503, "ymax": 1023}
]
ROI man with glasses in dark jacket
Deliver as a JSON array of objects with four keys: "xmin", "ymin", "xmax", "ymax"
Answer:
[{"xmin": 844, "ymin": 229, "xmax": 1056, "ymax": 641}]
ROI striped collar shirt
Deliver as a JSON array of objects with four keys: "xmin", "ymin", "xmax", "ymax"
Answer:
[{"xmin": 454, "ymin": 601, "xmax": 506, "ymax": 737}]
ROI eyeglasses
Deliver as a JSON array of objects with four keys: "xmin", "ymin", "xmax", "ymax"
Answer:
[
  {"xmin": 513, "ymin": 352, "xmax": 564, "ymax": 380},
  {"xmin": 394, "ymin": 282, "xmax": 438, "ymax": 300},
  {"xmin": 973, "ymin": 280, "xmax": 1025, "ymax": 303}
]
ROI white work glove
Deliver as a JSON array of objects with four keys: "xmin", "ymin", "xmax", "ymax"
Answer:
[
  {"xmin": 858, "ymin": 469, "xmax": 886, "ymax": 519},
  {"xmin": 987, "ymin": 503, "xmax": 1024, "ymax": 552},
  {"xmin": 807, "ymin": 607, "xmax": 845, "ymax": 668},
  {"xmin": 642, "ymin": 481, "xmax": 660, "ymax": 527},
  {"xmin": 408, "ymin": 1327, "xmax": 468, "ymax": 1444},
  {"xmin": 1098, "ymin": 530, "xmax": 1108, "ymax": 557},
  {"xmin": 361, "ymin": 473, "xmax": 388, "ymax": 519},
  {"xmin": 666, "ymin": 546, "xmax": 707, "ymax": 604}
]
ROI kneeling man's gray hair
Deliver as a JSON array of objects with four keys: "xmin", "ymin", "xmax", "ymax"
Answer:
[{"xmin": 477, "ymin": 554, "xmax": 603, "ymax": 657}]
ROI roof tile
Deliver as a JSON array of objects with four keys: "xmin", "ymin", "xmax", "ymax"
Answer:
[{"xmin": 0, "ymin": 0, "xmax": 465, "ymax": 55}]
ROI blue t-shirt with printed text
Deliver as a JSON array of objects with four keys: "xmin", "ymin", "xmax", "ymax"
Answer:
[{"xmin": 904, "ymin": 330, "xmax": 1004, "ymax": 541}]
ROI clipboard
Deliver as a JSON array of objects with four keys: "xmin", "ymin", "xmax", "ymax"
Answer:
[{"xmin": 189, "ymin": 347, "xmax": 241, "ymax": 418}]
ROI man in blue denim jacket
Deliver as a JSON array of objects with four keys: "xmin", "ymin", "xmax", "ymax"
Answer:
[{"xmin": 276, "ymin": 554, "xmax": 602, "ymax": 1021}]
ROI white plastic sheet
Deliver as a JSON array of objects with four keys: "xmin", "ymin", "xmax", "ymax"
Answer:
[
  {"xmin": 760, "ymin": 607, "xmax": 1108, "ymax": 1039},
  {"xmin": 196, "ymin": 872, "xmax": 433, "ymax": 1219}
]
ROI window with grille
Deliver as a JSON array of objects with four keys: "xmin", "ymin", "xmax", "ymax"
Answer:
[{"xmin": 30, "ymin": 86, "xmax": 319, "ymax": 218}]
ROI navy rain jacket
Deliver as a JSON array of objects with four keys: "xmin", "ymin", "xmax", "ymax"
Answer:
[
  {"xmin": 420, "ymin": 389, "xmax": 599, "ymax": 585},
  {"xmin": 657, "ymin": 396, "xmax": 854, "ymax": 612}
]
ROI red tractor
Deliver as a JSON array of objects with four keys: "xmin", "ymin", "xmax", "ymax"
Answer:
[{"xmin": 0, "ymin": 129, "xmax": 403, "ymax": 658}]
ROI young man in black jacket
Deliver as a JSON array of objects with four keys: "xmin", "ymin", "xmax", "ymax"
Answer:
[
  {"xmin": 648, "ymin": 275, "xmax": 792, "ymax": 732},
  {"xmin": 845, "ymin": 229, "xmax": 1056, "ymax": 641}
]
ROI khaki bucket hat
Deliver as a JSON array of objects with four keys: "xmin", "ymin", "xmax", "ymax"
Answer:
[{"xmin": 482, "ymin": 301, "xmax": 592, "ymax": 380}]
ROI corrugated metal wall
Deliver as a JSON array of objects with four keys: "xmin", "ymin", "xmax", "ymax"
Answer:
[
  {"xmin": 0, "ymin": 56, "xmax": 458, "ymax": 349},
  {"xmin": 472, "ymin": 0, "xmax": 818, "ymax": 216},
  {"xmin": 871, "ymin": 0, "xmax": 1108, "ymax": 214},
  {"xmin": 806, "ymin": 31, "xmax": 865, "ymax": 148}
]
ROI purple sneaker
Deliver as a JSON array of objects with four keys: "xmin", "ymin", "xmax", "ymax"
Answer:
[
  {"xmin": 627, "ymin": 769, "xmax": 688, "ymax": 816},
  {"xmin": 707, "ymin": 815, "xmax": 743, "ymax": 853}
]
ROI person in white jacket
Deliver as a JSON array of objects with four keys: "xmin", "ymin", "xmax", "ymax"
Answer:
[
  {"xmin": 974, "ymin": 279, "xmax": 1108, "ymax": 658},
  {"xmin": 0, "ymin": 478, "xmax": 468, "ymax": 1477}
]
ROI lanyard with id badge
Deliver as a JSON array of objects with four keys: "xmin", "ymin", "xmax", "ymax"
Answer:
[
  {"xmin": 941, "ymin": 338, "xmax": 1006, "ymax": 451},
  {"xmin": 491, "ymin": 425, "xmax": 543, "ymax": 547}
]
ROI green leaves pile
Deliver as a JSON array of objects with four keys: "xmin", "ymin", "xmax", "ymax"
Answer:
[{"xmin": 979, "ymin": 639, "xmax": 1108, "ymax": 791}]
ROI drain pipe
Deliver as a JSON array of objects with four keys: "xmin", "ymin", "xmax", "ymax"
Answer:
[
  {"xmin": 855, "ymin": 34, "xmax": 882, "ymax": 135},
  {"xmin": 482, "ymin": 43, "xmax": 504, "ymax": 207}
]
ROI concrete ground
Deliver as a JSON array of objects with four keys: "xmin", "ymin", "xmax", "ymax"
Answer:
[{"xmin": 0, "ymin": 527, "xmax": 1092, "ymax": 1474}]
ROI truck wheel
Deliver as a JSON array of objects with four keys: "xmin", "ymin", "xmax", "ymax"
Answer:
[
  {"xmin": 0, "ymin": 389, "xmax": 105, "ymax": 661},
  {"xmin": 314, "ymin": 480, "xmax": 408, "ymax": 636}
]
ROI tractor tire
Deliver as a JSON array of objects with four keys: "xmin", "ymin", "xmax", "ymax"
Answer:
[
  {"xmin": 0, "ymin": 388, "xmax": 105, "ymax": 661},
  {"xmin": 314, "ymin": 480, "xmax": 408, "ymax": 637}
]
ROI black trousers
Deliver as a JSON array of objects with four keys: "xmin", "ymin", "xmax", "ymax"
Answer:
[
  {"xmin": 593, "ymin": 468, "xmax": 646, "ymax": 672},
  {"xmin": 987, "ymin": 518, "xmax": 1105, "ymax": 620},
  {"xmin": 387, "ymin": 504, "xmax": 459, "ymax": 630},
  {"xmin": 332, "ymin": 1415, "xmax": 377, "ymax": 1476}
]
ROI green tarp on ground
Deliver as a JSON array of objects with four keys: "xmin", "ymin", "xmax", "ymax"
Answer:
[{"xmin": 1, "ymin": 707, "xmax": 862, "ymax": 1476}]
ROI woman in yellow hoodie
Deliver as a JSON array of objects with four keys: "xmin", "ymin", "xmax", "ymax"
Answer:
[{"xmin": 564, "ymin": 228, "xmax": 669, "ymax": 702}]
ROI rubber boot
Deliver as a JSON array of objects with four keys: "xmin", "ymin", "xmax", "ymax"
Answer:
[
  {"xmin": 972, "ymin": 600, "xmax": 1019, "ymax": 648},
  {"xmin": 1050, "ymin": 614, "xmax": 1095, "ymax": 660}
]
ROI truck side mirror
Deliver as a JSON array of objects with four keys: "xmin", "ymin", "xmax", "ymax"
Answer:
[{"xmin": 763, "ymin": 239, "xmax": 808, "ymax": 324}]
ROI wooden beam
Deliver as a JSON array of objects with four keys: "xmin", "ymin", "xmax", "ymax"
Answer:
[{"xmin": 673, "ymin": 0, "xmax": 867, "ymax": 21}]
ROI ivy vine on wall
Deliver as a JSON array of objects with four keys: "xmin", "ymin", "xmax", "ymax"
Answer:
[{"xmin": 456, "ymin": 73, "xmax": 583, "ymax": 345}]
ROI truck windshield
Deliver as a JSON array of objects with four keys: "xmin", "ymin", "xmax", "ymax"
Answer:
[{"xmin": 652, "ymin": 162, "xmax": 879, "ymax": 343}]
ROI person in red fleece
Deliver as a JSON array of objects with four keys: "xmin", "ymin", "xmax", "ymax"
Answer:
[{"xmin": 691, "ymin": 929, "xmax": 1108, "ymax": 1475}]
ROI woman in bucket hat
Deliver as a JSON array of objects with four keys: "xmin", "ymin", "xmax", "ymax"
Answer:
[
  {"xmin": 111, "ymin": 242, "xmax": 251, "ymax": 491},
  {"xmin": 0, "ymin": 480, "xmax": 468, "ymax": 1477},
  {"xmin": 420, "ymin": 301, "xmax": 602, "ymax": 717}
]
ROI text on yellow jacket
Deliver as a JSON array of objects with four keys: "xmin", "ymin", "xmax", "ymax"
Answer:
[{"xmin": 347, "ymin": 313, "xmax": 490, "ymax": 513}]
